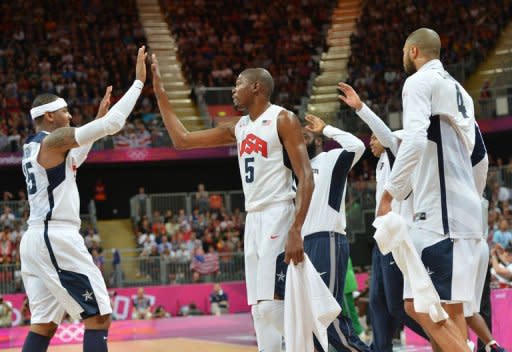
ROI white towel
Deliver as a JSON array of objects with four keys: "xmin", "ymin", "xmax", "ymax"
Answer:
[
  {"xmin": 373, "ymin": 212, "xmax": 449, "ymax": 322},
  {"xmin": 284, "ymin": 254, "xmax": 341, "ymax": 352}
]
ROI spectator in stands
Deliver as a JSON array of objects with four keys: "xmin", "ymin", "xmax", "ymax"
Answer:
[
  {"xmin": 0, "ymin": 294, "xmax": 13, "ymax": 328},
  {"xmin": 190, "ymin": 244, "xmax": 219, "ymax": 282},
  {"xmin": 490, "ymin": 245, "xmax": 512, "ymax": 286},
  {"xmin": 92, "ymin": 248, "xmax": 105, "ymax": 274},
  {"xmin": 209, "ymin": 283, "xmax": 229, "ymax": 316},
  {"xmin": 0, "ymin": 206, "xmax": 15, "ymax": 228},
  {"xmin": 195, "ymin": 183, "xmax": 209, "ymax": 214},
  {"xmin": 153, "ymin": 305, "xmax": 171, "ymax": 319},
  {"xmin": 114, "ymin": 123, "xmax": 138, "ymax": 149},
  {"xmin": 0, "ymin": 229, "xmax": 13, "ymax": 264},
  {"xmin": 493, "ymin": 219, "xmax": 512, "ymax": 248},
  {"xmin": 208, "ymin": 193, "xmax": 223, "ymax": 212},
  {"xmin": 132, "ymin": 287, "xmax": 153, "ymax": 320},
  {"xmin": 180, "ymin": 302, "xmax": 203, "ymax": 316},
  {"xmin": 110, "ymin": 248, "xmax": 123, "ymax": 288},
  {"xmin": 158, "ymin": 235, "xmax": 172, "ymax": 255},
  {"xmin": 135, "ymin": 187, "xmax": 149, "ymax": 221},
  {"xmin": 134, "ymin": 118, "xmax": 151, "ymax": 147}
]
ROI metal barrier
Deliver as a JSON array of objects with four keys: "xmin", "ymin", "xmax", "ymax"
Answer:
[
  {"xmin": 101, "ymin": 252, "xmax": 245, "ymax": 288},
  {"xmin": 130, "ymin": 190, "xmax": 246, "ymax": 222}
]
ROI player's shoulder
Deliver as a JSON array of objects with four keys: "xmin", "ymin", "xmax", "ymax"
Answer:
[{"xmin": 25, "ymin": 131, "xmax": 48, "ymax": 145}]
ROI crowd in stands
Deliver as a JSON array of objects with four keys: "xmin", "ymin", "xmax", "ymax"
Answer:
[
  {"xmin": 0, "ymin": 0, "xmax": 166, "ymax": 153},
  {"xmin": 161, "ymin": 0, "xmax": 335, "ymax": 110},
  {"xmin": 347, "ymin": 0, "xmax": 512, "ymax": 119},
  {"xmin": 133, "ymin": 184, "xmax": 246, "ymax": 284}
]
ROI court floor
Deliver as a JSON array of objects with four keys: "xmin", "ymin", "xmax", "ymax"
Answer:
[
  {"xmin": 3, "ymin": 337, "xmax": 258, "ymax": 352},
  {"xmin": 3, "ymin": 338, "xmax": 435, "ymax": 352}
]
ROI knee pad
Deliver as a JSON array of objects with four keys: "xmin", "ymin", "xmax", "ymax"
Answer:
[
  {"xmin": 251, "ymin": 304, "xmax": 282, "ymax": 352},
  {"xmin": 258, "ymin": 300, "xmax": 284, "ymax": 335}
]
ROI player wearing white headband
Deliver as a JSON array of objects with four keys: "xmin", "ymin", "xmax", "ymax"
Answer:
[{"xmin": 19, "ymin": 46, "xmax": 147, "ymax": 352}]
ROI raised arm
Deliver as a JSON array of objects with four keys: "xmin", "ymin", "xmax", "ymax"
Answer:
[
  {"xmin": 338, "ymin": 82, "xmax": 399, "ymax": 154},
  {"xmin": 151, "ymin": 54, "xmax": 236, "ymax": 149},
  {"xmin": 305, "ymin": 114, "xmax": 365, "ymax": 167},
  {"xmin": 278, "ymin": 110, "xmax": 314, "ymax": 264},
  {"xmin": 70, "ymin": 86, "xmax": 113, "ymax": 167},
  {"xmin": 39, "ymin": 46, "xmax": 147, "ymax": 168},
  {"xmin": 384, "ymin": 77, "xmax": 431, "ymax": 199}
]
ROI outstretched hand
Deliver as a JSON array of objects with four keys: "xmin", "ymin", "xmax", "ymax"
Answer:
[
  {"xmin": 304, "ymin": 114, "xmax": 326, "ymax": 134},
  {"xmin": 338, "ymin": 82, "xmax": 363, "ymax": 111},
  {"xmin": 151, "ymin": 53, "xmax": 165, "ymax": 94},
  {"xmin": 136, "ymin": 46, "xmax": 148, "ymax": 83},
  {"xmin": 95, "ymin": 86, "xmax": 112, "ymax": 119}
]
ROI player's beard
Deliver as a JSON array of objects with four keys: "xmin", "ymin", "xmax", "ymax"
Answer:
[
  {"xmin": 307, "ymin": 141, "xmax": 316, "ymax": 159},
  {"xmin": 404, "ymin": 55, "xmax": 416, "ymax": 75}
]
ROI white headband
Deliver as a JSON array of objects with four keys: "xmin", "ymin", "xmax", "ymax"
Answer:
[{"xmin": 30, "ymin": 98, "xmax": 68, "ymax": 119}]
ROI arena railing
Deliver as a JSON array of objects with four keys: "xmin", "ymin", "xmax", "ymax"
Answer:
[
  {"xmin": 100, "ymin": 251, "xmax": 246, "ymax": 288},
  {"xmin": 130, "ymin": 190, "xmax": 244, "ymax": 223}
]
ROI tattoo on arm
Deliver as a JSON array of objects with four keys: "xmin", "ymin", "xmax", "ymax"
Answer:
[{"xmin": 44, "ymin": 127, "xmax": 79, "ymax": 151}]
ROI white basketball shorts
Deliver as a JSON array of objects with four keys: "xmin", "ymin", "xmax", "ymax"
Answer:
[
  {"xmin": 20, "ymin": 222, "xmax": 112, "ymax": 324},
  {"xmin": 244, "ymin": 201, "xmax": 295, "ymax": 305},
  {"xmin": 463, "ymin": 239, "xmax": 489, "ymax": 317},
  {"xmin": 403, "ymin": 228, "xmax": 480, "ymax": 303}
]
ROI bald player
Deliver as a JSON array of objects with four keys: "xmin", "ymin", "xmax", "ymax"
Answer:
[
  {"xmin": 378, "ymin": 28, "xmax": 487, "ymax": 352},
  {"xmin": 151, "ymin": 55, "xmax": 314, "ymax": 352}
]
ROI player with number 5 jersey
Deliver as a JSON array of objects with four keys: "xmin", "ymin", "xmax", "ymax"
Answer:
[{"xmin": 152, "ymin": 55, "xmax": 314, "ymax": 352}]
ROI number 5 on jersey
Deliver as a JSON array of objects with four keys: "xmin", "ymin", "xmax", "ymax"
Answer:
[
  {"xmin": 22, "ymin": 162, "xmax": 38, "ymax": 194},
  {"xmin": 245, "ymin": 157, "xmax": 255, "ymax": 183}
]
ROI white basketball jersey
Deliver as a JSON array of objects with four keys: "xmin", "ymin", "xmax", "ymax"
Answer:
[
  {"xmin": 235, "ymin": 104, "xmax": 295, "ymax": 212},
  {"xmin": 22, "ymin": 132, "xmax": 81, "ymax": 227},
  {"xmin": 390, "ymin": 59, "xmax": 483, "ymax": 238}
]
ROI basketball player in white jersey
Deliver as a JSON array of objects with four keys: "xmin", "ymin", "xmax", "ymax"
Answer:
[
  {"xmin": 338, "ymin": 82, "xmax": 428, "ymax": 352},
  {"xmin": 151, "ymin": 55, "xmax": 314, "ymax": 352},
  {"xmin": 20, "ymin": 46, "xmax": 147, "ymax": 352},
  {"xmin": 265, "ymin": 113, "xmax": 370, "ymax": 352},
  {"xmin": 377, "ymin": 28, "xmax": 485, "ymax": 352}
]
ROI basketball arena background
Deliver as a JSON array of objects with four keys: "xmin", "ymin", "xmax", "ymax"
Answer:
[{"xmin": 0, "ymin": 0, "xmax": 511, "ymax": 351}]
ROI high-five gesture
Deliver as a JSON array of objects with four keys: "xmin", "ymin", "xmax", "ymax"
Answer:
[
  {"xmin": 96, "ymin": 86, "xmax": 113, "ymax": 118},
  {"xmin": 338, "ymin": 82, "xmax": 363, "ymax": 111},
  {"xmin": 304, "ymin": 114, "xmax": 326, "ymax": 133},
  {"xmin": 136, "ymin": 46, "xmax": 148, "ymax": 83},
  {"xmin": 151, "ymin": 53, "xmax": 165, "ymax": 95}
]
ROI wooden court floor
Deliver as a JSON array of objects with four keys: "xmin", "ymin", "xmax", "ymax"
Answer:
[{"xmin": 3, "ymin": 337, "xmax": 258, "ymax": 352}]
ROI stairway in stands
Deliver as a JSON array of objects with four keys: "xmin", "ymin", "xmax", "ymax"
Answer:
[
  {"xmin": 306, "ymin": 0, "xmax": 361, "ymax": 125},
  {"xmin": 464, "ymin": 22, "xmax": 512, "ymax": 117},
  {"xmin": 136, "ymin": 0, "xmax": 205, "ymax": 130},
  {"xmin": 97, "ymin": 219, "xmax": 141, "ymax": 283}
]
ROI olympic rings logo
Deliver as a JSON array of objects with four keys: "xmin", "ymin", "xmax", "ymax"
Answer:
[
  {"xmin": 126, "ymin": 149, "xmax": 149, "ymax": 160},
  {"xmin": 54, "ymin": 323, "xmax": 85, "ymax": 343}
]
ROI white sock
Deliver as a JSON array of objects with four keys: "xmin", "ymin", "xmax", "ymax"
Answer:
[
  {"xmin": 467, "ymin": 340, "xmax": 475, "ymax": 352},
  {"xmin": 252, "ymin": 304, "xmax": 282, "ymax": 352}
]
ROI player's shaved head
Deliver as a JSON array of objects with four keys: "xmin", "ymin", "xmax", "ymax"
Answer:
[
  {"xmin": 405, "ymin": 28, "xmax": 441, "ymax": 59},
  {"xmin": 240, "ymin": 68, "xmax": 274, "ymax": 98}
]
